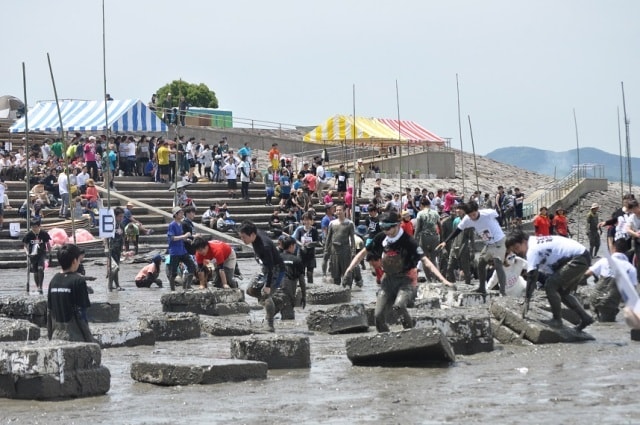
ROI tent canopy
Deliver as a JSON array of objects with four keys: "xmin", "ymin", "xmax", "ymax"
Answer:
[
  {"xmin": 9, "ymin": 99, "xmax": 167, "ymax": 133},
  {"xmin": 303, "ymin": 114, "xmax": 444, "ymax": 145}
]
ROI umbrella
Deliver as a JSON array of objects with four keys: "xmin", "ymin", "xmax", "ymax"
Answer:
[{"xmin": 167, "ymin": 180, "xmax": 192, "ymax": 191}]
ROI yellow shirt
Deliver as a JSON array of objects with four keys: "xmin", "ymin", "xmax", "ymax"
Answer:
[{"xmin": 157, "ymin": 145, "xmax": 169, "ymax": 166}]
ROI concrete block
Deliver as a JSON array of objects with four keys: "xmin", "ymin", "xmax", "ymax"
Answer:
[
  {"xmin": 306, "ymin": 284, "xmax": 351, "ymax": 305},
  {"xmin": 87, "ymin": 302, "xmax": 120, "ymax": 323},
  {"xmin": 413, "ymin": 297, "xmax": 441, "ymax": 310},
  {"xmin": 490, "ymin": 318, "xmax": 533, "ymax": 346},
  {"xmin": 209, "ymin": 288, "xmax": 245, "ymax": 304},
  {"xmin": 416, "ymin": 283, "xmax": 457, "ymax": 306},
  {"xmin": 213, "ymin": 302, "xmax": 251, "ymax": 316},
  {"xmin": 413, "ymin": 307, "xmax": 494, "ymax": 355},
  {"xmin": 0, "ymin": 296, "xmax": 48, "ymax": 327},
  {"xmin": 306, "ymin": 303, "xmax": 369, "ymax": 334},
  {"xmin": 0, "ymin": 318, "xmax": 41, "ymax": 342},
  {"xmin": 138, "ymin": 312, "xmax": 201, "ymax": 341},
  {"xmin": 345, "ymin": 327, "xmax": 455, "ymax": 366},
  {"xmin": 130, "ymin": 359, "xmax": 267, "ymax": 386},
  {"xmin": 490, "ymin": 297, "xmax": 595, "ymax": 344},
  {"xmin": 0, "ymin": 341, "xmax": 110, "ymax": 400},
  {"xmin": 363, "ymin": 302, "xmax": 408, "ymax": 327},
  {"xmin": 230, "ymin": 335, "xmax": 311, "ymax": 369},
  {"xmin": 161, "ymin": 291, "xmax": 217, "ymax": 316},
  {"xmin": 200, "ymin": 317, "xmax": 257, "ymax": 337},
  {"xmin": 92, "ymin": 327, "xmax": 156, "ymax": 348}
]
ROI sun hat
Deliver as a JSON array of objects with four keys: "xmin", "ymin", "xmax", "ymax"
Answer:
[
  {"xmin": 591, "ymin": 203, "xmax": 599, "ymax": 209},
  {"xmin": 172, "ymin": 206, "xmax": 183, "ymax": 216},
  {"xmin": 355, "ymin": 224, "xmax": 367, "ymax": 237}
]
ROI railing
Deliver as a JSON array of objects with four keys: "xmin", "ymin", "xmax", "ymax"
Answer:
[{"xmin": 522, "ymin": 163, "xmax": 605, "ymax": 219}]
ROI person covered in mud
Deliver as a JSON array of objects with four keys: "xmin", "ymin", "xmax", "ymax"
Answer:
[
  {"xmin": 238, "ymin": 220, "xmax": 285, "ymax": 332},
  {"xmin": 322, "ymin": 203, "xmax": 356, "ymax": 287},
  {"xmin": 134, "ymin": 254, "xmax": 164, "ymax": 288},
  {"xmin": 585, "ymin": 238, "xmax": 637, "ymax": 322},
  {"xmin": 506, "ymin": 229, "xmax": 594, "ymax": 332},
  {"xmin": 47, "ymin": 243, "xmax": 94, "ymax": 342},
  {"xmin": 344, "ymin": 211, "xmax": 454, "ymax": 332},
  {"xmin": 270, "ymin": 236, "xmax": 306, "ymax": 320}
]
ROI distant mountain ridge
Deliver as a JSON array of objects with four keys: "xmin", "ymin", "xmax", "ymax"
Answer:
[{"xmin": 485, "ymin": 147, "xmax": 640, "ymax": 186}]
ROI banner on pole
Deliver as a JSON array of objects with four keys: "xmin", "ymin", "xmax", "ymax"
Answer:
[{"xmin": 99, "ymin": 208, "xmax": 116, "ymax": 238}]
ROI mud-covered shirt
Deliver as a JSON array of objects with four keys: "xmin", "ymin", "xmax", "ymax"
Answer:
[{"xmin": 367, "ymin": 229, "xmax": 423, "ymax": 276}]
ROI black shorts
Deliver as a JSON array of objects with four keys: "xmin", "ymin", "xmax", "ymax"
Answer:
[
  {"xmin": 188, "ymin": 159, "xmax": 196, "ymax": 167},
  {"xmin": 159, "ymin": 164, "xmax": 170, "ymax": 174},
  {"xmin": 227, "ymin": 179, "xmax": 237, "ymax": 189}
]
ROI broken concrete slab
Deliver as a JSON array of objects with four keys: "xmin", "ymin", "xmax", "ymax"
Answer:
[
  {"xmin": 306, "ymin": 284, "xmax": 351, "ymax": 305},
  {"xmin": 490, "ymin": 318, "xmax": 533, "ymax": 346},
  {"xmin": 413, "ymin": 307, "xmax": 494, "ymax": 355},
  {"xmin": 0, "ymin": 341, "xmax": 110, "ymax": 400},
  {"xmin": 345, "ymin": 327, "xmax": 456, "ymax": 366},
  {"xmin": 306, "ymin": 303, "xmax": 369, "ymax": 334},
  {"xmin": 230, "ymin": 335, "xmax": 311, "ymax": 369},
  {"xmin": 130, "ymin": 358, "xmax": 268, "ymax": 386},
  {"xmin": 91, "ymin": 326, "xmax": 156, "ymax": 348},
  {"xmin": 490, "ymin": 297, "xmax": 595, "ymax": 344},
  {"xmin": 208, "ymin": 288, "xmax": 245, "ymax": 304},
  {"xmin": 200, "ymin": 317, "xmax": 259, "ymax": 337},
  {"xmin": 413, "ymin": 297, "xmax": 441, "ymax": 310},
  {"xmin": 0, "ymin": 296, "xmax": 48, "ymax": 327},
  {"xmin": 87, "ymin": 302, "xmax": 120, "ymax": 323},
  {"xmin": 212, "ymin": 302, "xmax": 251, "ymax": 316},
  {"xmin": 417, "ymin": 282, "xmax": 494, "ymax": 307},
  {"xmin": 0, "ymin": 318, "xmax": 41, "ymax": 342},
  {"xmin": 138, "ymin": 312, "xmax": 201, "ymax": 341}
]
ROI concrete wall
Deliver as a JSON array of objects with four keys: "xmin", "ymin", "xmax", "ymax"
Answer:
[
  {"xmin": 366, "ymin": 150, "xmax": 456, "ymax": 179},
  {"xmin": 549, "ymin": 178, "xmax": 608, "ymax": 211}
]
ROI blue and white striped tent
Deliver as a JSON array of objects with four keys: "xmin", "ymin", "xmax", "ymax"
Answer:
[{"xmin": 9, "ymin": 99, "xmax": 167, "ymax": 133}]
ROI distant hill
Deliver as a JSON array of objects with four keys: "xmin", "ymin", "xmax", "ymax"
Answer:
[{"xmin": 486, "ymin": 147, "xmax": 640, "ymax": 186}]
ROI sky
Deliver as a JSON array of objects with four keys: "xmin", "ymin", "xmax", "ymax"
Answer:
[{"xmin": 2, "ymin": 0, "xmax": 639, "ymax": 155}]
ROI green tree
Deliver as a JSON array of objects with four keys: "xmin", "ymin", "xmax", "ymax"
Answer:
[{"xmin": 155, "ymin": 80, "xmax": 219, "ymax": 109}]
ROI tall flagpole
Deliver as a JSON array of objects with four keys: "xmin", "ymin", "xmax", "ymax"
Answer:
[
  {"xmin": 396, "ymin": 80, "xmax": 402, "ymax": 192},
  {"xmin": 456, "ymin": 74, "xmax": 465, "ymax": 195},
  {"xmin": 102, "ymin": 0, "xmax": 113, "ymax": 288},
  {"xmin": 621, "ymin": 82, "xmax": 632, "ymax": 193},
  {"xmin": 573, "ymin": 108, "xmax": 580, "ymax": 178},
  {"xmin": 352, "ymin": 84, "xmax": 357, "ymax": 207},
  {"xmin": 47, "ymin": 53, "xmax": 75, "ymax": 244},
  {"xmin": 617, "ymin": 107, "xmax": 624, "ymax": 201},
  {"xmin": 467, "ymin": 115, "xmax": 480, "ymax": 193},
  {"xmin": 22, "ymin": 62, "xmax": 31, "ymax": 293}
]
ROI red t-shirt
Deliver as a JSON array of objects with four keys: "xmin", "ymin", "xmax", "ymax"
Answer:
[
  {"xmin": 533, "ymin": 215, "xmax": 551, "ymax": 236},
  {"xmin": 194, "ymin": 240, "xmax": 232, "ymax": 267}
]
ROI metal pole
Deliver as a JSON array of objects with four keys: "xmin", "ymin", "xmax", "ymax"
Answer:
[
  {"xmin": 621, "ymin": 82, "xmax": 632, "ymax": 194},
  {"xmin": 46, "ymin": 53, "xmax": 75, "ymax": 244},
  {"xmin": 352, "ymin": 84, "xmax": 357, "ymax": 206},
  {"xmin": 617, "ymin": 107, "xmax": 624, "ymax": 201},
  {"xmin": 102, "ymin": 0, "xmax": 114, "ymax": 288},
  {"xmin": 573, "ymin": 108, "xmax": 580, "ymax": 179},
  {"xmin": 456, "ymin": 74, "xmax": 465, "ymax": 195},
  {"xmin": 467, "ymin": 115, "xmax": 480, "ymax": 193},
  {"xmin": 396, "ymin": 80, "xmax": 402, "ymax": 192},
  {"xmin": 22, "ymin": 62, "xmax": 31, "ymax": 293}
]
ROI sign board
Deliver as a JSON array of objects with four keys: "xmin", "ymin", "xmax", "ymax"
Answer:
[{"xmin": 99, "ymin": 208, "xmax": 116, "ymax": 238}]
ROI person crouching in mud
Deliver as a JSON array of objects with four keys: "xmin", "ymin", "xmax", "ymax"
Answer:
[
  {"xmin": 238, "ymin": 220, "xmax": 285, "ymax": 332},
  {"xmin": 506, "ymin": 229, "xmax": 594, "ymax": 331},
  {"xmin": 344, "ymin": 211, "xmax": 455, "ymax": 332}
]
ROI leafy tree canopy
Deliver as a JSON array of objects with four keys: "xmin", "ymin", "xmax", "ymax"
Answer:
[{"xmin": 155, "ymin": 80, "xmax": 218, "ymax": 108}]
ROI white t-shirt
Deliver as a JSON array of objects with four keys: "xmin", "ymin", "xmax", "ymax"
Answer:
[
  {"xmin": 589, "ymin": 252, "xmax": 638, "ymax": 284},
  {"xmin": 58, "ymin": 173, "xmax": 69, "ymax": 195},
  {"xmin": 76, "ymin": 171, "xmax": 89, "ymax": 187},
  {"xmin": 626, "ymin": 213, "xmax": 640, "ymax": 236},
  {"xmin": 525, "ymin": 235, "xmax": 587, "ymax": 275},
  {"xmin": 239, "ymin": 160, "xmax": 251, "ymax": 183},
  {"xmin": 0, "ymin": 182, "xmax": 5, "ymax": 205},
  {"xmin": 221, "ymin": 163, "xmax": 237, "ymax": 180},
  {"xmin": 488, "ymin": 255, "xmax": 527, "ymax": 297},
  {"xmin": 316, "ymin": 165, "xmax": 327, "ymax": 182},
  {"xmin": 457, "ymin": 209, "xmax": 505, "ymax": 244}
]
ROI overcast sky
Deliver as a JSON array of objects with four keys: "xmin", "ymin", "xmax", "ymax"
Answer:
[{"xmin": 3, "ymin": 0, "xmax": 639, "ymax": 155}]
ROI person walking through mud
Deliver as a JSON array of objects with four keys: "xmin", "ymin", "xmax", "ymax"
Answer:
[
  {"xmin": 23, "ymin": 218, "xmax": 52, "ymax": 294},
  {"xmin": 47, "ymin": 243, "xmax": 94, "ymax": 342},
  {"xmin": 437, "ymin": 200, "xmax": 508, "ymax": 296},
  {"xmin": 167, "ymin": 207, "xmax": 196, "ymax": 291},
  {"xmin": 322, "ymin": 203, "xmax": 357, "ymax": 287},
  {"xmin": 271, "ymin": 236, "xmax": 307, "ymax": 320},
  {"xmin": 506, "ymin": 229, "xmax": 594, "ymax": 332},
  {"xmin": 238, "ymin": 220, "xmax": 285, "ymax": 332},
  {"xmin": 344, "ymin": 211, "xmax": 454, "ymax": 332}
]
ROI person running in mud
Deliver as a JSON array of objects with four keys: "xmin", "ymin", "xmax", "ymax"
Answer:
[
  {"xmin": 586, "ymin": 238, "xmax": 637, "ymax": 322},
  {"xmin": 437, "ymin": 200, "xmax": 508, "ymax": 296},
  {"xmin": 344, "ymin": 211, "xmax": 454, "ymax": 332},
  {"xmin": 587, "ymin": 203, "xmax": 601, "ymax": 257},
  {"xmin": 322, "ymin": 203, "xmax": 356, "ymax": 287},
  {"xmin": 506, "ymin": 229, "xmax": 594, "ymax": 331},
  {"xmin": 238, "ymin": 220, "xmax": 285, "ymax": 332},
  {"xmin": 446, "ymin": 204, "xmax": 475, "ymax": 286},
  {"xmin": 414, "ymin": 197, "xmax": 441, "ymax": 282},
  {"xmin": 47, "ymin": 243, "xmax": 94, "ymax": 342}
]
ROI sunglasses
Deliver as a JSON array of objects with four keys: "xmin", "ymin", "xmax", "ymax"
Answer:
[{"xmin": 379, "ymin": 222, "xmax": 398, "ymax": 230}]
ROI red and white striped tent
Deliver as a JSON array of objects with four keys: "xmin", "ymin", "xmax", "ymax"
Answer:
[{"xmin": 377, "ymin": 118, "xmax": 445, "ymax": 145}]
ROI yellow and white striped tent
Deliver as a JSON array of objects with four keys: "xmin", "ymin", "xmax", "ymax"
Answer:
[{"xmin": 303, "ymin": 115, "xmax": 403, "ymax": 144}]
